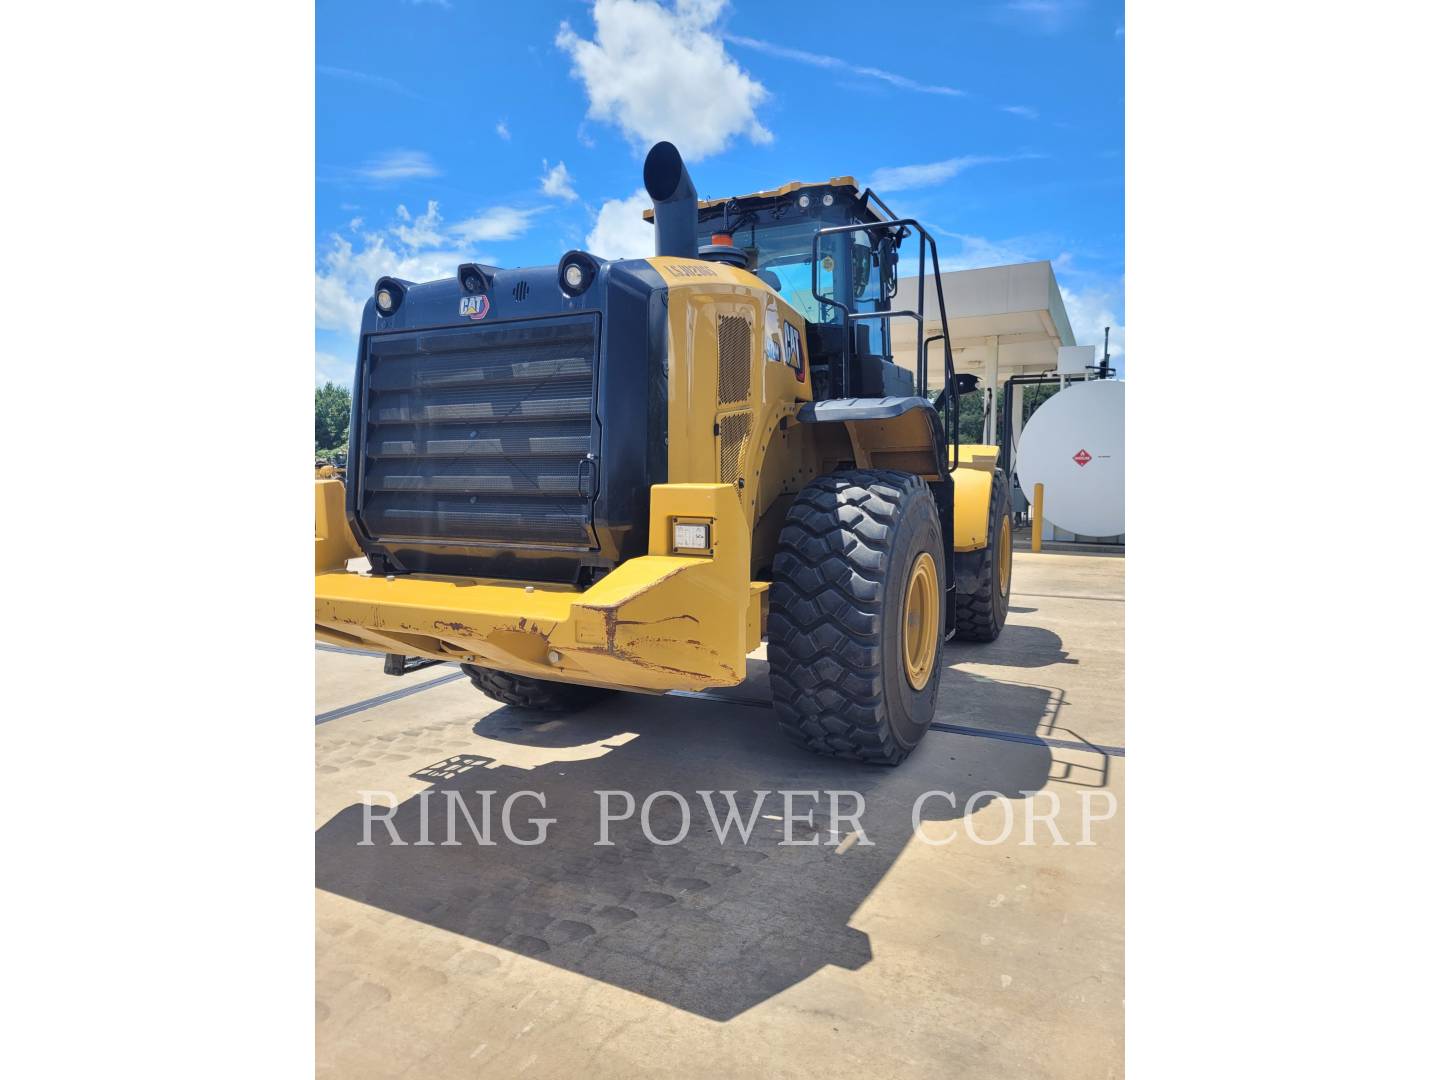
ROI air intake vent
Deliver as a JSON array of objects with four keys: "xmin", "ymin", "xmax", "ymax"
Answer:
[
  {"xmin": 717, "ymin": 314, "xmax": 751, "ymax": 407},
  {"xmin": 512, "ymin": 280, "xmax": 530, "ymax": 302},
  {"xmin": 718, "ymin": 412, "xmax": 752, "ymax": 485}
]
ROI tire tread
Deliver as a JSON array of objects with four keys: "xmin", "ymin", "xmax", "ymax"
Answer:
[
  {"xmin": 459, "ymin": 665, "xmax": 613, "ymax": 712},
  {"xmin": 769, "ymin": 468, "xmax": 938, "ymax": 765}
]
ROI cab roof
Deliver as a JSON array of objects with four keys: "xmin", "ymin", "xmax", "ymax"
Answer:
[{"xmin": 640, "ymin": 176, "xmax": 893, "ymax": 225}]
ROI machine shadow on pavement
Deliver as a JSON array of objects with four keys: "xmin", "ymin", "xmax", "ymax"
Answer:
[
  {"xmin": 315, "ymin": 663, "xmax": 1061, "ymax": 1021},
  {"xmin": 949, "ymin": 623, "xmax": 1077, "ymax": 667}
]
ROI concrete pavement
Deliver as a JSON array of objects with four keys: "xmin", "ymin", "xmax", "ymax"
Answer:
[{"xmin": 315, "ymin": 549, "xmax": 1124, "ymax": 1078}]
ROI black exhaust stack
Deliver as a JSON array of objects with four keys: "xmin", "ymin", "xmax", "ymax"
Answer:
[{"xmin": 643, "ymin": 141, "xmax": 698, "ymax": 260}]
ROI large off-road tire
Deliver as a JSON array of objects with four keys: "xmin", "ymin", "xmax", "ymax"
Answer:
[
  {"xmin": 768, "ymin": 469, "xmax": 945, "ymax": 765},
  {"xmin": 952, "ymin": 471, "xmax": 1013, "ymax": 642},
  {"xmin": 458, "ymin": 665, "xmax": 613, "ymax": 714}
]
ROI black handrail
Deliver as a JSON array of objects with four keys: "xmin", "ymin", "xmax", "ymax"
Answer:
[{"xmin": 810, "ymin": 218, "xmax": 959, "ymax": 469}]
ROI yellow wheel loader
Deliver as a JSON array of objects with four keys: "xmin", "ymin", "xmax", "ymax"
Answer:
[{"xmin": 315, "ymin": 142, "xmax": 1013, "ymax": 764}]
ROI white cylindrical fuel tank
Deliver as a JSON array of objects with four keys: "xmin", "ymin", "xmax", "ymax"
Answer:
[{"xmin": 1016, "ymin": 379, "xmax": 1124, "ymax": 538}]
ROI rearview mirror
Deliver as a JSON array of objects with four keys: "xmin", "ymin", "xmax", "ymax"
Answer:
[
  {"xmin": 948, "ymin": 373, "xmax": 979, "ymax": 397},
  {"xmin": 877, "ymin": 234, "xmax": 900, "ymax": 301}
]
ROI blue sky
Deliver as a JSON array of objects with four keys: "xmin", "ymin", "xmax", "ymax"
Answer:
[{"xmin": 316, "ymin": 0, "xmax": 1124, "ymax": 385}]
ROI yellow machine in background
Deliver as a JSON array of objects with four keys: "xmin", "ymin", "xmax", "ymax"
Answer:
[
  {"xmin": 315, "ymin": 452, "xmax": 346, "ymax": 482},
  {"xmin": 316, "ymin": 142, "xmax": 1012, "ymax": 764}
]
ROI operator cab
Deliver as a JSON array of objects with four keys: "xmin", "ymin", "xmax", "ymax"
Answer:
[{"xmin": 646, "ymin": 177, "xmax": 915, "ymax": 399}]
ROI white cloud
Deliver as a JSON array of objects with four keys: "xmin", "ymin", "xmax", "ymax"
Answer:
[
  {"xmin": 556, "ymin": 0, "xmax": 771, "ymax": 160},
  {"xmin": 869, "ymin": 154, "xmax": 1038, "ymax": 192},
  {"xmin": 356, "ymin": 149, "xmax": 440, "ymax": 181},
  {"xmin": 935, "ymin": 233, "xmax": 1043, "ymax": 271},
  {"xmin": 451, "ymin": 206, "xmax": 543, "ymax": 243},
  {"xmin": 496, "ymin": 120, "xmax": 511, "ymax": 141},
  {"xmin": 390, "ymin": 200, "xmax": 444, "ymax": 247},
  {"xmin": 315, "ymin": 202, "xmax": 495, "ymax": 334},
  {"xmin": 1059, "ymin": 284, "xmax": 1125, "ymax": 360},
  {"xmin": 994, "ymin": 0, "xmax": 1086, "ymax": 34},
  {"xmin": 1000, "ymin": 104, "xmax": 1039, "ymax": 120},
  {"xmin": 585, "ymin": 189, "xmax": 654, "ymax": 259},
  {"xmin": 541, "ymin": 160, "xmax": 578, "ymax": 201},
  {"xmin": 725, "ymin": 34, "xmax": 966, "ymax": 97},
  {"xmin": 347, "ymin": 216, "xmax": 363, "ymax": 231},
  {"xmin": 315, "ymin": 351, "xmax": 353, "ymax": 387},
  {"xmin": 317, "ymin": 65, "xmax": 420, "ymax": 100}
]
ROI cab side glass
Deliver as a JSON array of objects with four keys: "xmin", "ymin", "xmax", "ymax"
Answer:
[{"xmin": 815, "ymin": 232, "xmax": 843, "ymax": 308}]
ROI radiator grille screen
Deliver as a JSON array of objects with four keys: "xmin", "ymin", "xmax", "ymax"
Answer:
[{"xmin": 357, "ymin": 315, "xmax": 599, "ymax": 548}]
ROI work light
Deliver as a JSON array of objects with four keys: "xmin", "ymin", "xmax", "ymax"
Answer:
[
  {"xmin": 797, "ymin": 194, "xmax": 811, "ymax": 208},
  {"xmin": 457, "ymin": 262, "xmax": 492, "ymax": 294},
  {"xmin": 374, "ymin": 276, "xmax": 405, "ymax": 315},
  {"xmin": 557, "ymin": 250, "xmax": 598, "ymax": 296}
]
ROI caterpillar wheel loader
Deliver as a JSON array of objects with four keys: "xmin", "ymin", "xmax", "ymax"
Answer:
[{"xmin": 314, "ymin": 141, "xmax": 1013, "ymax": 765}]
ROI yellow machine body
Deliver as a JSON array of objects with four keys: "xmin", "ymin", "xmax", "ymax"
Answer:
[{"xmin": 315, "ymin": 256, "xmax": 1003, "ymax": 692}]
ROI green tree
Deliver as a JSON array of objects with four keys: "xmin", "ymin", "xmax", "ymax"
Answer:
[
  {"xmin": 926, "ymin": 380, "xmax": 1064, "ymax": 445},
  {"xmin": 315, "ymin": 382, "xmax": 351, "ymax": 453}
]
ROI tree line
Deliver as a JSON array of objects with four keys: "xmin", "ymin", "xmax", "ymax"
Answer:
[{"xmin": 315, "ymin": 382, "xmax": 350, "ymax": 458}]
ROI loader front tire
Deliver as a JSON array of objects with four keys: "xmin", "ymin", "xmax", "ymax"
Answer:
[
  {"xmin": 459, "ymin": 665, "xmax": 613, "ymax": 714},
  {"xmin": 768, "ymin": 469, "xmax": 944, "ymax": 765},
  {"xmin": 951, "ymin": 471, "xmax": 1013, "ymax": 642}
]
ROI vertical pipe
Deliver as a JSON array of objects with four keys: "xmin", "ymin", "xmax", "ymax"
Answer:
[
  {"xmin": 1031, "ymin": 483, "xmax": 1044, "ymax": 553},
  {"xmin": 643, "ymin": 142, "xmax": 698, "ymax": 260},
  {"xmin": 982, "ymin": 335, "xmax": 1000, "ymax": 443}
]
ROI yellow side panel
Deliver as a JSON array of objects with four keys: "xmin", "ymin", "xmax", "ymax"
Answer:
[
  {"xmin": 951, "ymin": 456, "xmax": 996, "ymax": 552},
  {"xmin": 648, "ymin": 255, "xmax": 812, "ymax": 516},
  {"xmin": 315, "ymin": 479, "xmax": 361, "ymax": 570},
  {"xmin": 951, "ymin": 443, "xmax": 999, "ymax": 471}
]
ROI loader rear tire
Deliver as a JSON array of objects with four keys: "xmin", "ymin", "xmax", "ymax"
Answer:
[
  {"xmin": 951, "ymin": 471, "xmax": 1013, "ymax": 642},
  {"xmin": 459, "ymin": 665, "xmax": 614, "ymax": 714},
  {"xmin": 768, "ymin": 469, "xmax": 944, "ymax": 766}
]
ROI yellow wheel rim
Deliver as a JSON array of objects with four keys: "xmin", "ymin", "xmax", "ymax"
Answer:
[
  {"xmin": 902, "ymin": 552, "xmax": 940, "ymax": 690},
  {"xmin": 999, "ymin": 514, "xmax": 1013, "ymax": 596}
]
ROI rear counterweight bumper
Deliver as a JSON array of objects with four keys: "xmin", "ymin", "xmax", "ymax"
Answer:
[{"xmin": 315, "ymin": 481, "xmax": 762, "ymax": 692}]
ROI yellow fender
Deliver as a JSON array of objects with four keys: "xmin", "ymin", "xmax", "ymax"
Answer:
[
  {"xmin": 315, "ymin": 479, "xmax": 361, "ymax": 570},
  {"xmin": 950, "ymin": 444, "xmax": 1000, "ymax": 552}
]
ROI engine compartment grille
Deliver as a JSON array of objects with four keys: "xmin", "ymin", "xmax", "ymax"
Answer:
[
  {"xmin": 357, "ymin": 315, "xmax": 599, "ymax": 548},
  {"xmin": 717, "ymin": 314, "xmax": 751, "ymax": 407},
  {"xmin": 718, "ymin": 412, "xmax": 752, "ymax": 485}
]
